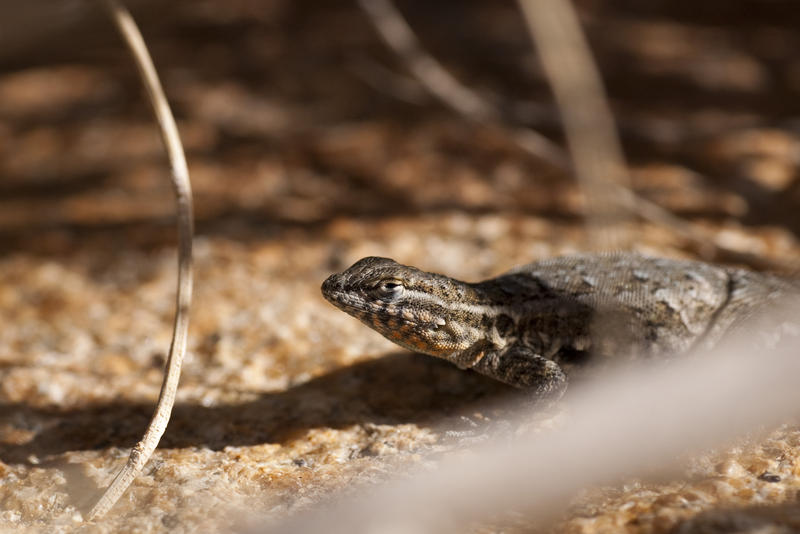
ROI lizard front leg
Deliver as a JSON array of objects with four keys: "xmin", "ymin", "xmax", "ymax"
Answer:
[
  {"xmin": 470, "ymin": 344, "xmax": 567, "ymax": 399},
  {"xmin": 446, "ymin": 345, "xmax": 566, "ymax": 443}
]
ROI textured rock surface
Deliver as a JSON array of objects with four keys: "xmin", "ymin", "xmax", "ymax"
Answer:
[
  {"xmin": 2, "ymin": 223, "xmax": 799, "ymax": 533},
  {"xmin": 1, "ymin": 1, "xmax": 800, "ymax": 532}
]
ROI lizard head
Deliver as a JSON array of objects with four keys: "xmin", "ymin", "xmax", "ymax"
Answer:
[{"xmin": 321, "ymin": 257, "xmax": 484, "ymax": 358}]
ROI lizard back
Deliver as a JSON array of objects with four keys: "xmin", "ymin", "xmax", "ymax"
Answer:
[{"xmin": 481, "ymin": 252, "xmax": 797, "ymax": 363}]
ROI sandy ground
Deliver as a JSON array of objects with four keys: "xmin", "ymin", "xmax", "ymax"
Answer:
[{"xmin": 1, "ymin": 1, "xmax": 800, "ymax": 532}]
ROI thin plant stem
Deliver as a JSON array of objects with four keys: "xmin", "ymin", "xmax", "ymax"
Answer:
[{"xmin": 87, "ymin": 0, "xmax": 194, "ymax": 520}]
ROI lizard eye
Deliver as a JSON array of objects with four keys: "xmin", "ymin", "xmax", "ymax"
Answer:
[{"xmin": 373, "ymin": 279, "xmax": 405, "ymax": 299}]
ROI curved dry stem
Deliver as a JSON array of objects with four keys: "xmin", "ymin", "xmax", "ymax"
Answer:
[{"xmin": 87, "ymin": 0, "xmax": 194, "ymax": 521}]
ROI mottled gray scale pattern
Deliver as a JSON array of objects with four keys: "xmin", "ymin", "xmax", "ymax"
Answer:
[
  {"xmin": 322, "ymin": 252, "xmax": 799, "ymax": 396},
  {"xmin": 502, "ymin": 253, "xmax": 734, "ymax": 358}
]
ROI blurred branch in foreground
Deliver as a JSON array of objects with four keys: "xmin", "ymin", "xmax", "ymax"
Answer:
[{"xmin": 264, "ymin": 298, "xmax": 800, "ymax": 533}]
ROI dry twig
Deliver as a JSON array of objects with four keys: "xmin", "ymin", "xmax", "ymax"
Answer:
[
  {"xmin": 516, "ymin": 0, "xmax": 631, "ymax": 249},
  {"xmin": 357, "ymin": 0, "xmax": 570, "ymax": 171},
  {"xmin": 87, "ymin": 0, "xmax": 194, "ymax": 520},
  {"xmin": 359, "ymin": 0, "xmax": 793, "ymax": 269}
]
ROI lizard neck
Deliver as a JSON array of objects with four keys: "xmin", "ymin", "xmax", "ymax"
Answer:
[
  {"xmin": 416, "ymin": 277, "xmax": 516, "ymax": 359},
  {"xmin": 381, "ymin": 272, "xmax": 507, "ymax": 360}
]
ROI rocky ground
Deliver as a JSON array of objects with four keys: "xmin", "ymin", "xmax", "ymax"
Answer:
[{"xmin": 1, "ymin": 1, "xmax": 799, "ymax": 532}]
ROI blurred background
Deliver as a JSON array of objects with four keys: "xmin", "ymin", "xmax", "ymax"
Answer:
[
  {"xmin": 1, "ymin": 0, "xmax": 799, "ymax": 255},
  {"xmin": 1, "ymin": 1, "xmax": 800, "ymax": 532}
]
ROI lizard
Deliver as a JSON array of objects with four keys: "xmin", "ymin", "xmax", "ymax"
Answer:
[{"xmin": 321, "ymin": 252, "xmax": 798, "ymax": 399}]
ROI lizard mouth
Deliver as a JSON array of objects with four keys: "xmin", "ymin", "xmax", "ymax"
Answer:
[
  {"xmin": 320, "ymin": 274, "xmax": 382, "ymax": 319},
  {"xmin": 321, "ymin": 273, "xmax": 448, "ymax": 333},
  {"xmin": 321, "ymin": 274, "xmax": 358, "ymax": 311}
]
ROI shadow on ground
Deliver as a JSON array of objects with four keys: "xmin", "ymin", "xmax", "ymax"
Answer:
[{"xmin": 0, "ymin": 351, "xmax": 518, "ymax": 464}]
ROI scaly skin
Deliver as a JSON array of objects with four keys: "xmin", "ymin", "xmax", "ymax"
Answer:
[{"xmin": 321, "ymin": 253, "xmax": 796, "ymax": 398}]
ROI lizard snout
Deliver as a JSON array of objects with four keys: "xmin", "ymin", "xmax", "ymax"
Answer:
[{"xmin": 321, "ymin": 274, "xmax": 343, "ymax": 301}]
